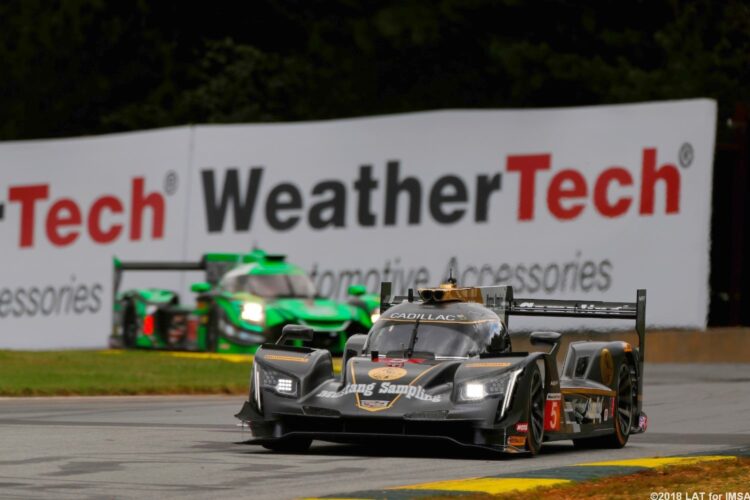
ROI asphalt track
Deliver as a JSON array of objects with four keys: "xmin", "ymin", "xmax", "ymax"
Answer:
[{"xmin": 1, "ymin": 364, "xmax": 750, "ymax": 499}]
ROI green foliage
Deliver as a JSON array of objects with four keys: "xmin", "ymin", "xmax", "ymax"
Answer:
[{"xmin": 1, "ymin": 0, "xmax": 748, "ymax": 140}]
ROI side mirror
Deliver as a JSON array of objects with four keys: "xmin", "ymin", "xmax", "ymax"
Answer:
[
  {"xmin": 529, "ymin": 331, "xmax": 562, "ymax": 357},
  {"xmin": 191, "ymin": 282, "xmax": 212, "ymax": 293},
  {"xmin": 343, "ymin": 334, "xmax": 368, "ymax": 369},
  {"xmin": 277, "ymin": 324, "xmax": 314, "ymax": 344},
  {"xmin": 348, "ymin": 284, "xmax": 367, "ymax": 297}
]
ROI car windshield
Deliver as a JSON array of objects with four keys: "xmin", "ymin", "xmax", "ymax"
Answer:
[
  {"xmin": 366, "ymin": 320, "xmax": 488, "ymax": 358},
  {"xmin": 221, "ymin": 273, "xmax": 316, "ymax": 298}
]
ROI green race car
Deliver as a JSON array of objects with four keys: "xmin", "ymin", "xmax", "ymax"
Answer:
[{"xmin": 110, "ymin": 249, "xmax": 380, "ymax": 354}]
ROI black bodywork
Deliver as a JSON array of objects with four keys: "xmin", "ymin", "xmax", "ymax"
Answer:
[{"xmin": 236, "ymin": 283, "xmax": 647, "ymax": 455}]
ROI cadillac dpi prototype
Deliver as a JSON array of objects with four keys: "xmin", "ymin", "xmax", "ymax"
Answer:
[{"xmin": 236, "ymin": 279, "xmax": 647, "ymax": 455}]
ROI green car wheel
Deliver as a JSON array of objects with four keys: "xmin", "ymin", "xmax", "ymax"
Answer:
[
  {"xmin": 205, "ymin": 306, "xmax": 221, "ymax": 352},
  {"xmin": 121, "ymin": 300, "xmax": 138, "ymax": 349}
]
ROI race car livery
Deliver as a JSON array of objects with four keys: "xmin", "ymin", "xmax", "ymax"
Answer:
[
  {"xmin": 236, "ymin": 279, "xmax": 647, "ymax": 455},
  {"xmin": 110, "ymin": 249, "xmax": 379, "ymax": 354}
]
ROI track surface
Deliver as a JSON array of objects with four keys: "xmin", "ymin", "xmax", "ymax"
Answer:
[{"xmin": 1, "ymin": 364, "xmax": 750, "ymax": 499}]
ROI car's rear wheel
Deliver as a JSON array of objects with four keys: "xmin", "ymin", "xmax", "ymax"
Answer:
[
  {"xmin": 121, "ymin": 300, "xmax": 138, "ymax": 348},
  {"xmin": 262, "ymin": 438, "xmax": 312, "ymax": 453},
  {"xmin": 573, "ymin": 361, "xmax": 636, "ymax": 449},
  {"xmin": 525, "ymin": 365, "xmax": 545, "ymax": 456},
  {"xmin": 205, "ymin": 306, "xmax": 221, "ymax": 352}
]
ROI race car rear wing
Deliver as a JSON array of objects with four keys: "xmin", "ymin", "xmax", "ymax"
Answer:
[
  {"xmin": 113, "ymin": 258, "xmax": 206, "ymax": 298},
  {"xmin": 113, "ymin": 251, "xmax": 283, "ymax": 295},
  {"xmin": 380, "ymin": 283, "xmax": 646, "ymax": 402}
]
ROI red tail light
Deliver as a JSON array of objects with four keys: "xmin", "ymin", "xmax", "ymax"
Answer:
[
  {"xmin": 143, "ymin": 315, "xmax": 155, "ymax": 335},
  {"xmin": 187, "ymin": 317, "xmax": 198, "ymax": 341}
]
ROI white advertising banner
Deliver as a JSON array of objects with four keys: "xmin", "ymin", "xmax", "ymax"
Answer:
[
  {"xmin": 0, "ymin": 100, "xmax": 716, "ymax": 348},
  {"xmin": 0, "ymin": 128, "xmax": 192, "ymax": 348},
  {"xmin": 188, "ymin": 99, "xmax": 716, "ymax": 332}
]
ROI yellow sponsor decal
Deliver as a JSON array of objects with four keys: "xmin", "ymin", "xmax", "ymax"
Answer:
[
  {"xmin": 467, "ymin": 362, "xmax": 511, "ymax": 368},
  {"xmin": 264, "ymin": 354, "xmax": 309, "ymax": 363},
  {"xmin": 367, "ymin": 366, "xmax": 407, "ymax": 381}
]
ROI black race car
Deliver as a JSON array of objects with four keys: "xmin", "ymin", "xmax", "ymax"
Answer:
[{"xmin": 236, "ymin": 279, "xmax": 647, "ymax": 455}]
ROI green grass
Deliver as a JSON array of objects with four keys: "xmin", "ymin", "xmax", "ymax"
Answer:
[{"xmin": 0, "ymin": 350, "xmax": 254, "ymax": 396}]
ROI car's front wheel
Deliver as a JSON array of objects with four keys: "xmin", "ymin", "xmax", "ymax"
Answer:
[{"xmin": 525, "ymin": 365, "xmax": 545, "ymax": 456}]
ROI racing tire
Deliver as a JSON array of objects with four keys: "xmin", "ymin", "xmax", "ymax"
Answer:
[
  {"xmin": 261, "ymin": 438, "xmax": 313, "ymax": 453},
  {"xmin": 121, "ymin": 300, "xmax": 138, "ymax": 349},
  {"xmin": 205, "ymin": 306, "xmax": 221, "ymax": 352},
  {"xmin": 573, "ymin": 361, "xmax": 636, "ymax": 449},
  {"xmin": 525, "ymin": 365, "xmax": 545, "ymax": 456}
]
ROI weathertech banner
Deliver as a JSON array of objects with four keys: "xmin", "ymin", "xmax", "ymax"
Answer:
[
  {"xmin": 0, "ymin": 100, "xmax": 716, "ymax": 347},
  {"xmin": 0, "ymin": 129, "xmax": 192, "ymax": 348}
]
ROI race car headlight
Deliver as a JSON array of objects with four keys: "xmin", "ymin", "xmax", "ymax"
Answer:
[
  {"xmin": 275, "ymin": 378, "xmax": 294, "ymax": 393},
  {"xmin": 256, "ymin": 363, "xmax": 298, "ymax": 398},
  {"xmin": 241, "ymin": 303, "xmax": 265, "ymax": 323},
  {"xmin": 370, "ymin": 309, "xmax": 380, "ymax": 324},
  {"xmin": 458, "ymin": 369, "xmax": 522, "ymax": 404},
  {"xmin": 464, "ymin": 382, "xmax": 486, "ymax": 400}
]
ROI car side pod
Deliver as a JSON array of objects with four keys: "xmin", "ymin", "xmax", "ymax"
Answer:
[{"xmin": 529, "ymin": 331, "xmax": 562, "ymax": 357}]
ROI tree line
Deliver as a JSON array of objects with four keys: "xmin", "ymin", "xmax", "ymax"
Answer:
[{"xmin": 1, "ymin": 0, "xmax": 747, "ymax": 140}]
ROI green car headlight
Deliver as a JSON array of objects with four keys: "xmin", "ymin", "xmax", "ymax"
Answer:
[
  {"xmin": 241, "ymin": 302, "xmax": 265, "ymax": 323},
  {"xmin": 370, "ymin": 309, "xmax": 381, "ymax": 324}
]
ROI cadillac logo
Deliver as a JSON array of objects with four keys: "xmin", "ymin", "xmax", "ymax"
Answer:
[
  {"xmin": 360, "ymin": 400, "xmax": 390, "ymax": 409},
  {"xmin": 368, "ymin": 366, "xmax": 407, "ymax": 381}
]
